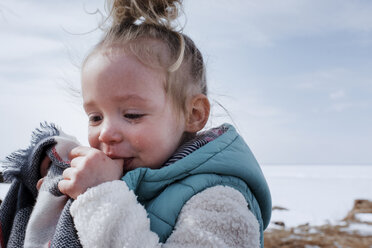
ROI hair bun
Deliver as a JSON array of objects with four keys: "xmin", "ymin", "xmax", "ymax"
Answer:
[{"xmin": 108, "ymin": 0, "xmax": 182, "ymax": 28}]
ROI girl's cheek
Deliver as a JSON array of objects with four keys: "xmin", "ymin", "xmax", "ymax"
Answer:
[
  {"xmin": 88, "ymin": 128, "xmax": 100, "ymax": 149},
  {"xmin": 132, "ymin": 132, "xmax": 151, "ymax": 150},
  {"xmin": 134, "ymin": 139, "xmax": 140, "ymax": 147}
]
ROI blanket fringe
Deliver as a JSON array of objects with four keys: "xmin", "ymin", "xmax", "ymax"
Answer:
[{"xmin": 1, "ymin": 122, "xmax": 60, "ymax": 183}]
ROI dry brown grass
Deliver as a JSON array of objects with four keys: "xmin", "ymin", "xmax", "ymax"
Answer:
[{"xmin": 264, "ymin": 199, "xmax": 372, "ymax": 248}]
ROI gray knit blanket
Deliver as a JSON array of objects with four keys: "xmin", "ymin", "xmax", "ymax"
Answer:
[
  {"xmin": 0, "ymin": 123, "xmax": 82, "ymax": 248},
  {"xmin": 0, "ymin": 123, "xmax": 229, "ymax": 248}
]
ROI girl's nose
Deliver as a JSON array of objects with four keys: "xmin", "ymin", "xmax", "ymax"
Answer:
[{"xmin": 98, "ymin": 120, "xmax": 123, "ymax": 144}]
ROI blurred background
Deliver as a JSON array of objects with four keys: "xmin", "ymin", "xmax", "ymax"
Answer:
[
  {"xmin": 1, "ymin": 1, "xmax": 372, "ymax": 245},
  {"xmin": 1, "ymin": 0, "xmax": 371, "ymax": 165}
]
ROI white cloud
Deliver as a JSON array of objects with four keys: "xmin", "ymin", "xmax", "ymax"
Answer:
[
  {"xmin": 185, "ymin": 0, "xmax": 372, "ymax": 48},
  {"xmin": 329, "ymin": 90, "xmax": 346, "ymax": 100},
  {"xmin": 1, "ymin": 0, "xmax": 371, "ymax": 165},
  {"xmin": 286, "ymin": 68, "xmax": 372, "ymax": 115},
  {"xmin": 0, "ymin": 33, "xmax": 63, "ymax": 60},
  {"xmin": 294, "ymin": 68, "xmax": 359, "ymax": 90},
  {"xmin": 327, "ymin": 102, "xmax": 353, "ymax": 112},
  {"xmin": 326, "ymin": 101, "xmax": 370, "ymax": 113},
  {"xmin": 0, "ymin": 1, "xmax": 103, "ymax": 32}
]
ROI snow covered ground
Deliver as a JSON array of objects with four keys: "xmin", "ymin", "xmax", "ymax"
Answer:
[
  {"xmin": 261, "ymin": 165, "xmax": 372, "ymax": 229},
  {"xmin": 1, "ymin": 164, "xmax": 372, "ymax": 231}
]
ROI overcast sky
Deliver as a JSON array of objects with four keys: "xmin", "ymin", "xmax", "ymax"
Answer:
[{"xmin": 0, "ymin": 0, "xmax": 371, "ymax": 165}]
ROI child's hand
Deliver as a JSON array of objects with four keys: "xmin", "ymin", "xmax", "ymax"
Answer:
[{"xmin": 58, "ymin": 146, "xmax": 124, "ymax": 199}]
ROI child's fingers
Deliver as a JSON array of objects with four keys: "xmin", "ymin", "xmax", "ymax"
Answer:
[
  {"xmin": 69, "ymin": 156, "xmax": 85, "ymax": 170},
  {"xmin": 59, "ymin": 168, "xmax": 78, "ymax": 199},
  {"xmin": 58, "ymin": 179, "xmax": 75, "ymax": 198},
  {"xmin": 58, "ymin": 179, "xmax": 68, "ymax": 195},
  {"xmin": 113, "ymin": 159, "xmax": 124, "ymax": 167},
  {"xmin": 69, "ymin": 146, "xmax": 96, "ymax": 160},
  {"xmin": 62, "ymin": 167, "xmax": 74, "ymax": 180}
]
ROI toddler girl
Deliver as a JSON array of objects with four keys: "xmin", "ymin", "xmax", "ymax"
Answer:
[
  {"xmin": 60, "ymin": 0, "xmax": 272, "ymax": 247},
  {"xmin": 2, "ymin": 0, "xmax": 271, "ymax": 247}
]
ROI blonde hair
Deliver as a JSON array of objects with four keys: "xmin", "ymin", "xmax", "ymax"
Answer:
[{"xmin": 85, "ymin": 0, "xmax": 207, "ymax": 113}]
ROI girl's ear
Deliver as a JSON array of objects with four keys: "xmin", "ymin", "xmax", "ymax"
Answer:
[{"xmin": 185, "ymin": 94, "xmax": 210, "ymax": 133}]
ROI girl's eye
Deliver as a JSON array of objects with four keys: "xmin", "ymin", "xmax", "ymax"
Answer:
[
  {"xmin": 89, "ymin": 115, "xmax": 102, "ymax": 123},
  {"xmin": 124, "ymin": 113, "xmax": 144, "ymax": 120}
]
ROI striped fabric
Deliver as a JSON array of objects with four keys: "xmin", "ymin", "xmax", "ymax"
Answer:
[
  {"xmin": 164, "ymin": 125, "xmax": 228, "ymax": 166},
  {"xmin": 0, "ymin": 123, "xmax": 81, "ymax": 248}
]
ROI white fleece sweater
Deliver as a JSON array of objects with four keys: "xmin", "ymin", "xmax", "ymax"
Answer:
[{"xmin": 70, "ymin": 180, "xmax": 260, "ymax": 248}]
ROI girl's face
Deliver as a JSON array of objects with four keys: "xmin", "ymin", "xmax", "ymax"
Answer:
[{"xmin": 81, "ymin": 47, "xmax": 186, "ymax": 172}]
